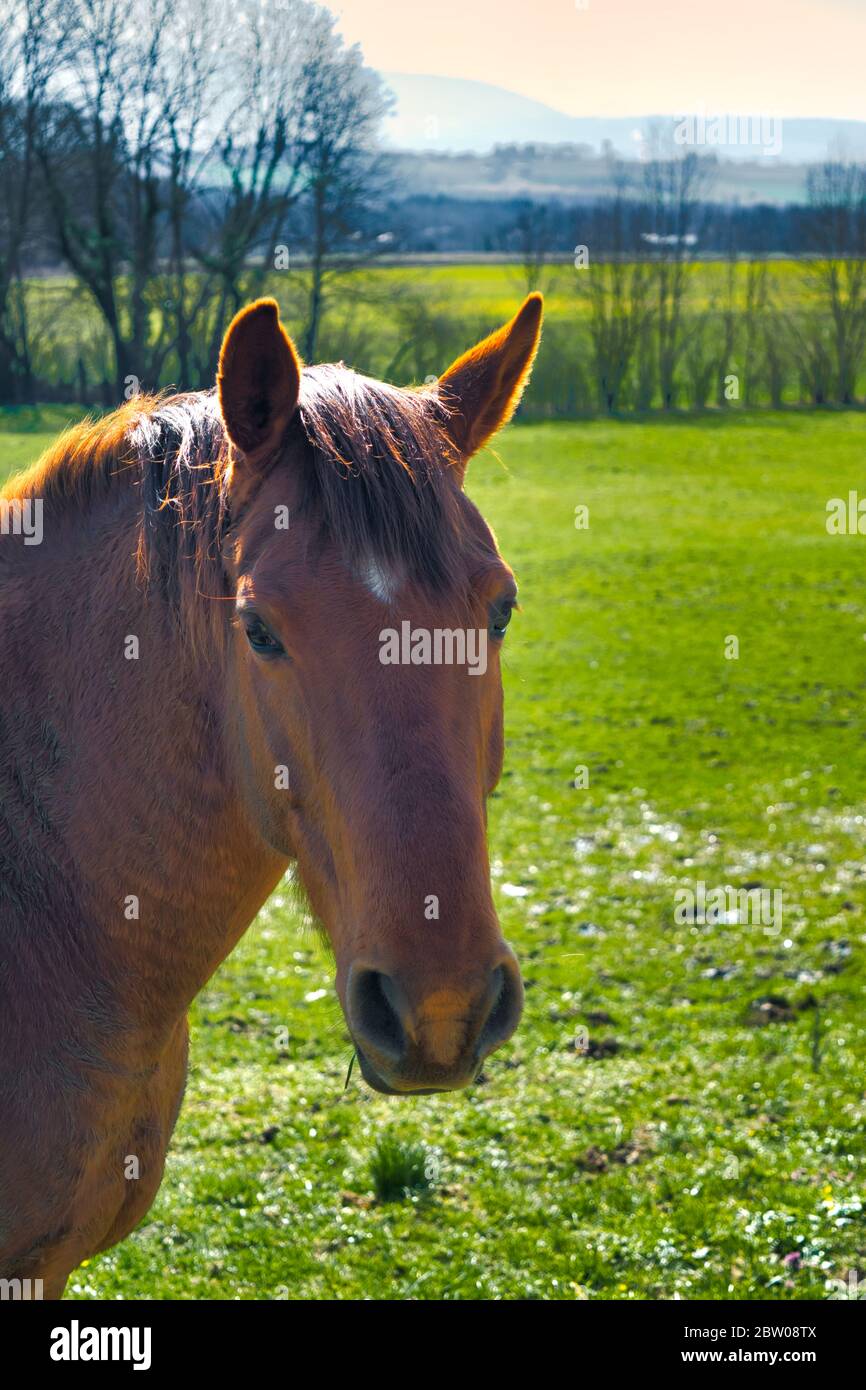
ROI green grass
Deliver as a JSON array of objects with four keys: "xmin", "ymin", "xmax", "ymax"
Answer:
[
  {"xmin": 1, "ymin": 410, "xmax": 864, "ymax": 1300},
  {"xmin": 0, "ymin": 404, "xmax": 82, "ymax": 472},
  {"xmin": 369, "ymin": 1132, "xmax": 436, "ymax": 1203}
]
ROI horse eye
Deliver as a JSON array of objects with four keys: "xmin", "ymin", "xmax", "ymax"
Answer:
[
  {"xmin": 489, "ymin": 600, "xmax": 515, "ymax": 640},
  {"xmin": 243, "ymin": 615, "xmax": 284, "ymax": 657}
]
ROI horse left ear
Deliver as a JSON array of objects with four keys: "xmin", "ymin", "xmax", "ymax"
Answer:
[
  {"xmin": 438, "ymin": 293, "xmax": 543, "ymax": 476},
  {"xmin": 217, "ymin": 298, "xmax": 301, "ymax": 463}
]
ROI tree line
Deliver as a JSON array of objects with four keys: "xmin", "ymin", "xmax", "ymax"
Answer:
[
  {"xmin": 2, "ymin": 0, "xmax": 866, "ymax": 414},
  {"xmin": 517, "ymin": 151, "xmax": 866, "ymax": 413}
]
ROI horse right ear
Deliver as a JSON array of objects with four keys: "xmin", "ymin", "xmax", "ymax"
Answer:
[
  {"xmin": 437, "ymin": 293, "xmax": 543, "ymax": 477},
  {"xmin": 217, "ymin": 299, "xmax": 301, "ymax": 463}
]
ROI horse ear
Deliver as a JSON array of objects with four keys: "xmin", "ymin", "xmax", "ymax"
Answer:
[
  {"xmin": 438, "ymin": 293, "xmax": 543, "ymax": 475},
  {"xmin": 217, "ymin": 298, "xmax": 301, "ymax": 462}
]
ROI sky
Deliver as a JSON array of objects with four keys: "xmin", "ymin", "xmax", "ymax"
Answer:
[{"xmin": 330, "ymin": 0, "xmax": 866, "ymax": 120}]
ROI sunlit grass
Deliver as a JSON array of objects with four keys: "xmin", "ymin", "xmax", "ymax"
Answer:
[
  {"xmin": 369, "ymin": 1132, "xmax": 435, "ymax": 1203},
  {"xmin": 1, "ymin": 411, "xmax": 864, "ymax": 1300}
]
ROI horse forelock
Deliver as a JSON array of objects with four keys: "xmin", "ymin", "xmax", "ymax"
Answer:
[
  {"xmin": 6, "ymin": 365, "xmax": 473, "ymax": 650},
  {"xmin": 295, "ymin": 364, "xmax": 467, "ymax": 591}
]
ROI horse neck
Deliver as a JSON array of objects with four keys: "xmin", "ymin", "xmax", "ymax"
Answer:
[{"xmin": 0, "ymin": 482, "xmax": 286, "ymax": 1058}]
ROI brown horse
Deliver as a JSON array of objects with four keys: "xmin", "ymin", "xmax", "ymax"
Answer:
[{"xmin": 0, "ymin": 293, "xmax": 542, "ymax": 1298}]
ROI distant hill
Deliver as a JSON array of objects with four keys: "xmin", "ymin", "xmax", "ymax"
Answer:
[
  {"xmin": 382, "ymin": 73, "xmax": 866, "ymax": 166},
  {"xmin": 383, "ymin": 146, "xmax": 813, "ymax": 208}
]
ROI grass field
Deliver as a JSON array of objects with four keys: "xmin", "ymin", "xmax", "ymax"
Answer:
[{"xmin": 2, "ymin": 408, "xmax": 865, "ymax": 1301}]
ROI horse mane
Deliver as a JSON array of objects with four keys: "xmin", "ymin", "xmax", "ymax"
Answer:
[{"xmin": 5, "ymin": 366, "xmax": 469, "ymax": 652}]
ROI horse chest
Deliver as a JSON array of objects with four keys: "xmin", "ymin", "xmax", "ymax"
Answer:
[{"xmin": 0, "ymin": 1019, "xmax": 189, "ymax": 1294}]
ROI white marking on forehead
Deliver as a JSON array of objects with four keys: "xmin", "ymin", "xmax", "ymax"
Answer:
[{"xmin": 357, "ymin": 554, "xmax": 402, "ymax": 604}]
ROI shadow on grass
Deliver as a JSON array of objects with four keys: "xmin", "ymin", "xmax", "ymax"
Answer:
[{"xmin": 0, "ymin": 403, "xmax": 96, "ymax": 434}]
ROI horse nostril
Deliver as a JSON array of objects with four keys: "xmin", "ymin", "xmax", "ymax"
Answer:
[
  {"xmin": 348, "ymin": 968, "xmax": 407, "ymax": 1064},
  {"xmin": 478, "ymin": 960, "xmax": 524, "ymax": 1059}
]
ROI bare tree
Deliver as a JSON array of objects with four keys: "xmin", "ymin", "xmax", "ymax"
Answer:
[
  {"xmin": 750, "ymin": 268, "xmax": 787, "ymax": 409},
  {"xmin": 641, "ymin": 144, "xmax": 708, "ymax": 409},
  {"xmin": 580, "ymin": 168, "xmax": 652, "ymax": 413},
  {"xmin": 787, "ymin": 307, "xmax": 834, "ymax": 405},
  {"xmin": 510, "ymin": 201, "xmax": 558, "ymax": 297},
  {"xmin": 684, "ymin": 311, "xmax": 717, "ymax": 409},
  {"xmin": 31, "ymin": 0, "xmax": 176, "ymax": 395},
  {"xmin": 159, "ymin": 0, "xmax": 222, "ymax": 388},
  {"xmin": 804, "ymin": 161, "xmax": 866, "ymax": 404},
  {"xmin": 182, "ymin": 0, "xmax": 315, "ymax": 381},
  {"xmin": 713, "ymin": 217, "xmax": 738, "ymax": 407},
  {"xmin": 0, "ymin": 2, "xmax": 30, "ymax": 399},
  {"xmin": 26, "ymin": 0, "xmax": 362, "ymax": 393},
  {"xmin": 294, "ymin": 10, "xmax": 391, "ymax": 361},
  {"xmin": 0, "ymin": 0, "xmax": 64, "ymax": 400},
  {"xmin": 741, "ymin": 258, "xmax": 770, "ymax": 407},
  {"xmin": 166, "ymin": 0, "xmax": 388, "ymax": 379}
]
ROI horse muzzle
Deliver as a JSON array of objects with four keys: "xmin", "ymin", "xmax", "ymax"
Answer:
[{"xmin": 344, "ymin": 952, "xmax": 524, "ymax": 1094}]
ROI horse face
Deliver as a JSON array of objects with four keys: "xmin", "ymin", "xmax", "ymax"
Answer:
[{"xmin": 217, "ymin": 296, "xmax": 542, "ymax": 1094}]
